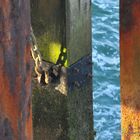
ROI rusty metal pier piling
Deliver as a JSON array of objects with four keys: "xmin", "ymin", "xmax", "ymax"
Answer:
[
  {"xmin": 0, "ymin": 0, "xmax": 94, "ymax": 140},
  {"xmin": 0, "ymin": 0, "xmax": 32, "ymax": 140},
  {"xmin": 120, "ymin": 0, "xmax": 140, "ymax": 139}
]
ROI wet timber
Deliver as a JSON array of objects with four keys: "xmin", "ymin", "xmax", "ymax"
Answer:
[
  {"xmin": 0, "ymin": 0, "xmax": 33, "ymax": 140},
  {"xmin": 31, "ymin": 0, "xmax": 94, "ymax": 140},
  {"xmin": 120, "ymin": 0, "xmax": 140, "ymax": 139}
]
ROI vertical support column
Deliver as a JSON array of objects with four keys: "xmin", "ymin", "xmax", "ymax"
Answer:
[
  {"xmin": 120, "ymin": 0, "xmax": 140, "ymax": 139},
  {"xmin": 31, "ymin": 0, "xmax": 94, "ymax": 140},
  {"xmin": 0, "ymin": 0, "xmax": 32, "ymax": 140},
  {"xmin": 66, "ymin": 0, "xmax": 93, "ymax": 139}
]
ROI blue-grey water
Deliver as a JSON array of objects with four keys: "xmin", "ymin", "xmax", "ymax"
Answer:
[{"xmin": 92, "ymin": 0, "xmax": 121, "ymax": 140}]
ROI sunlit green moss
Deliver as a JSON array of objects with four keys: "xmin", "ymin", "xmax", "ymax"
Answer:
[{"xmin": 37, "ymin": 33, "xmax": 61, "ymax": 62}]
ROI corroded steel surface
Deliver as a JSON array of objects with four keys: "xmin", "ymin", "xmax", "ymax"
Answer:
[
  {"xmin": 0, "ymin": 0, "xmax": 32, "ymax": 139},
  {"xmin": 120, "ymin": 0, "xmax": 140, "ymax": 139}
]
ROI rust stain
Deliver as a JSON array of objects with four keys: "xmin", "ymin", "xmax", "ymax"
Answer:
[
  {"xmin": 120, "ymin": 0, "xmax": 134, "ymax": 33},
  {"xmin": 0, "ymin": 0, "xmax": 32, "ymax": 139},
  {"xmin": 121, "ymin": 1, "xmax": 140, "ymax": 140}
]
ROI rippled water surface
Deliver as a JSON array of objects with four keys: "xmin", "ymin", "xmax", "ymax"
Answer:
[{"xmin": 92, "ymin": 0, "xmax": 121, "ymax": 140}]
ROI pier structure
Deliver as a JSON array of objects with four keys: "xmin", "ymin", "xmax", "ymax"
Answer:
[
  {"xmin": 0, "ymin": 0, "xmax": 33, "ymax": 139},
  {"xmin": 120, "ymin": 0, "xmax": 140, "ymax": 139},
  {"xmin": 31, "ymin": 0, "xmax": 94, "ymax": 140},
  {"xmin": 0, "ymin": 0, "xmax": 93, "ymax": 140}
]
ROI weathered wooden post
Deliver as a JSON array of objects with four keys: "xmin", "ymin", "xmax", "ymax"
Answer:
[
  {"xmin": 0, "ymin": 0, "xmax": 33, "ymax": 139},
  {"xmin": 31, "ymin": 0, "xmax": 94, "ymax": 140},
  {"xmin": 120, "ymin": 0, "xmax": 140, "ymax": 139}
]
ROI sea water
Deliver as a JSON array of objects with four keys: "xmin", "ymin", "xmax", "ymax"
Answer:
[{"xmin": 92, "ymin": 0, "xmax": 121, "ymax": 140}]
